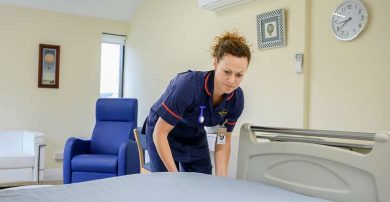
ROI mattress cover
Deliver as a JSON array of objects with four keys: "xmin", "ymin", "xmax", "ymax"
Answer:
[{"xmin": 0, "ymin": 172, "xmax": 329, "ymax": 202}]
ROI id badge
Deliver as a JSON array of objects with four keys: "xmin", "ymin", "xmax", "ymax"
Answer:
[{"xmin": 217, "ymin": 126, "xmax": 227, "ymax": 145}]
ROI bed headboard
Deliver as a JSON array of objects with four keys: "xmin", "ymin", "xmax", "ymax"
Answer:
[{"xmin": 236, "ymin": 123, "xmax": 390, "ymax": 202}]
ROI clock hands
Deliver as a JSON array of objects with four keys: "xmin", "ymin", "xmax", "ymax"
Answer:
[
  {"xmin": 337, "ymin": 17, "xmax": 352, "ymax": 31},
  {"xmin": 333, "ymin": 13, "xmax": 346, "ymax": 18},
  {"xmin": 338, "ymin": 17, "xmax": 352, "ymax": 24}
]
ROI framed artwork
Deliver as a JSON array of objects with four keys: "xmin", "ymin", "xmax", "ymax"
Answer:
[
  {"xmin": 38, "ymin": 44, "xmax": 60, "ymax": 88},
  {"xmin": 256, "ymin": 9, "xmax": 286, "ymax": 49}
]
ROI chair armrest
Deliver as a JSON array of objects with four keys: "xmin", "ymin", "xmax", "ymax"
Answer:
[
  {"xmin": 118, "ymin": 140, "xmax": 140, "ymax": 175},
  {"xmin": 137, "ymin": 128, "xmax": 148, "ymax": 150},
  {"xmin": 22, "ymin": 131, "xmax": 44, "ymax": 154},
  {"xmin": 63, "ymin": 138, "xmax": 91, "ymax": 184}
]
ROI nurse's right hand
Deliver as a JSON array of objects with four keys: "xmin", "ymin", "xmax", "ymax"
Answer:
[{"xmin": 153, "ymin": 117, "xmax": 178, "ymax": 172}]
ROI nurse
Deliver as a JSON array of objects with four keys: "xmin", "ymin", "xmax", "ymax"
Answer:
[{"xmin": 144, "ymin": 31, "xmax": 251, "ymax": 176}]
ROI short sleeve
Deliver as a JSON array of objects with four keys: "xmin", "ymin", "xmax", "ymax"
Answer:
[
  {"xmin": 155, "ymin": 73, "xmax": 196, "ymax": 126},
  {"xmin": 225, "ymin": 88, "xmax": 244, "ymax": 132}
]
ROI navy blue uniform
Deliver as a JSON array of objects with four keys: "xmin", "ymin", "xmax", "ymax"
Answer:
[{"xmin": 145, "ymin": 70, "xmax": 244, "ymax": 174}]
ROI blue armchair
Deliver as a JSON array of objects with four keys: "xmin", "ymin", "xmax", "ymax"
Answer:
[{"xmin": 63, "ymin": 98, "xmax": 140, "ymax": 184}]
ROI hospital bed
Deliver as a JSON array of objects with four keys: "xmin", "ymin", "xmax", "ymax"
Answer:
[
  {"xmin": 1, "ymin": 124, "xmax": 388, "ymax": 202},
  {"xmin": 237, "ymin": 123, "xmax": 390, "ymax": 202}
]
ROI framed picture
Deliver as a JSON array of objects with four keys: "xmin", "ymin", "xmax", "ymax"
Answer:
[
  {"xmin": 256, "ymin": 9, "xmax": 286, "ymax": 49},
  {"xmin": 38, "ymin": 44, "xmax": 60, "ymax": 88}
]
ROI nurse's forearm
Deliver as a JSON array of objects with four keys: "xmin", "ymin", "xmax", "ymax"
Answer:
[
  {"xmin": 153, "ymin": 117, "xmax": 178, "ymax": 172},
  {"xmin": 214, "ymin": 133, "xmax": 231, "ymax": 177},
  {"xmin": 154, "ymin": 134, "xmax": 178, "ymax": 172}
]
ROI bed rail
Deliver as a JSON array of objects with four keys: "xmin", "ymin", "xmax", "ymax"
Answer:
[
  {"xmin": 250, "ymin": 125, "xmax": 375, "ymax": 149},
  {"xmin": 251, "ymin": 126, "xmax": 375, "ymax": 140}
]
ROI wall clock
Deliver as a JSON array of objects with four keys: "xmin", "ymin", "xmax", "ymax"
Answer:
[{"xmin": 331, "ymin": 0, "xmax": 368, "ymax": 41}]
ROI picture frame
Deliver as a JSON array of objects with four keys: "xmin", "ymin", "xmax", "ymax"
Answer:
[
  {"xmin": 256, "ymin": 9, "xmax": 286, "ymax": 50},
  {"xmin": 38, "ymin": 44, "xmax": 60, "ymax": 88}
]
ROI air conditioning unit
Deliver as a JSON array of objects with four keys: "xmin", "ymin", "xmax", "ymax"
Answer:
[{"xmin": 198, "ymin": 0, "xmax": 251, "ymax": 11}]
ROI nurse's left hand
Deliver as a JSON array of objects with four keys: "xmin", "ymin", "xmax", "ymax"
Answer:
[{"xmin": 214, "ymin": 133, "xmax": 231, "ymax": 177}]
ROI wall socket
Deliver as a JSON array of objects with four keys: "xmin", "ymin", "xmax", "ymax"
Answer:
[{"xmin": 54, "ymin": 151, "xmax": 63, "ymax": 161}]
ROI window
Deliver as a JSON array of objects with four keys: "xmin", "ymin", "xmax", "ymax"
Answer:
[{"xmin": 100, "ymin": 33, "xmax": 126, "ymax": 98}]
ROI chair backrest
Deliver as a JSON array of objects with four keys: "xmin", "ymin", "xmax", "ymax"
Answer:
[
  {"xmin": 0, "ymin": 131, "xmax": 24, "ymax": 153},
  {"xmin": 90, "ymin": 98, "xmax": 137, "ymax": 155}
]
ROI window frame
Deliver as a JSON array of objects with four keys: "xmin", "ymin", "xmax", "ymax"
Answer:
[{"xmin": 100, "ymin": 33, "xmax": 126, "ymax": 98}]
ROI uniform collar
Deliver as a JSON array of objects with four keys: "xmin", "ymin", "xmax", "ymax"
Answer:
[{"xmin": 204, "ymin": 70, "xmax": 234, "ymax": 101}]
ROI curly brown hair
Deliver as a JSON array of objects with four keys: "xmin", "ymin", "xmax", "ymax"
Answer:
[{"xmin": 211, "ymin": 31, "xmax": 251, "ymax": 64}]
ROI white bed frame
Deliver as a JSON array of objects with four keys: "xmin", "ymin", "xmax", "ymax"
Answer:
[{"xmin": 236, "ymin": 123, "xmax": 390, "ymax": 202}]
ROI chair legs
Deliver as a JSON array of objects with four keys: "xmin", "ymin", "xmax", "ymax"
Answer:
[
  {"xmin": 141, "ymin": 167, "xmax": 151, "ymax": 174},
  {"xmin": 36, "ymin": 144, "xmax": 46, "ymax": 185},
  {"xmin": 133, "ymin": 129, "xmax": 151, "ymax": 174}
]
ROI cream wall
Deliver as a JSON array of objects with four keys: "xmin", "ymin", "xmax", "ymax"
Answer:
[
  {"xmin": 124, "ymin": 0, "xmax": 390, "ymax": 176},
  {"xmin": 125, "ymin": 0, "xmax": 308, "ymax": 129},
  {"xmin": 0, "ymin": 4, "xmax": 128, "ymax": 171},
  {"xmin": 125, "ymin": 0, "xmax": 390, "ymax": 133},
  {"xmin": 309, "ymin": 0, "xmax": 390, "ymax": 132}
]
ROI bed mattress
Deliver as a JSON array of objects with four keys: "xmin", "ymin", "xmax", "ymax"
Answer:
[{"xmin": 0, "ymin": 172, "xmax": 329, "ymax": 202}]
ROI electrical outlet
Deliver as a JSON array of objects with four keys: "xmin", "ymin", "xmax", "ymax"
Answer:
[{"xmin": 54, "ymin": 151, "xmax": 63, "ymax": 161}]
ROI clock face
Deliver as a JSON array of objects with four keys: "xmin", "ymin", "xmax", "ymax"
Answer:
[{"xmin": 331, "ymin": 0, "xmax": 368, "ymax": 41}]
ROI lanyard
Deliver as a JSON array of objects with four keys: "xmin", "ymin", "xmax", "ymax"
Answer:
[{"xmin": 198, "ymin": 105, "xmax": 206, "ymax": 123}]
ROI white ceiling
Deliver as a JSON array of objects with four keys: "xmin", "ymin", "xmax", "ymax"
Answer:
[{"xmin": 0, "ymin": 0, "xmax": 144, "ymax": 21}]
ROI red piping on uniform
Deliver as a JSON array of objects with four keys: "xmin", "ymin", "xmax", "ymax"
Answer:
[
  {"xmin": 204, "ymin": 72, "xmax": 212, "ymax": 96},
  {"xmin": 226, "ymin": 121, "xmax": 236, "ymax": 125},
  {"xmin": 162, "ymin": 102, "xmax": 182, "ymax": 120},
  {"xmin": 226, "ymin": 91, "xmax": 235, "ymax": 101}
]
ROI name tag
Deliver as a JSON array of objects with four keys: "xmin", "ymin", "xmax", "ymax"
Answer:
[{"xmin": 217, "ymin": 126, "xmax": 227, "ymax": 145}]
